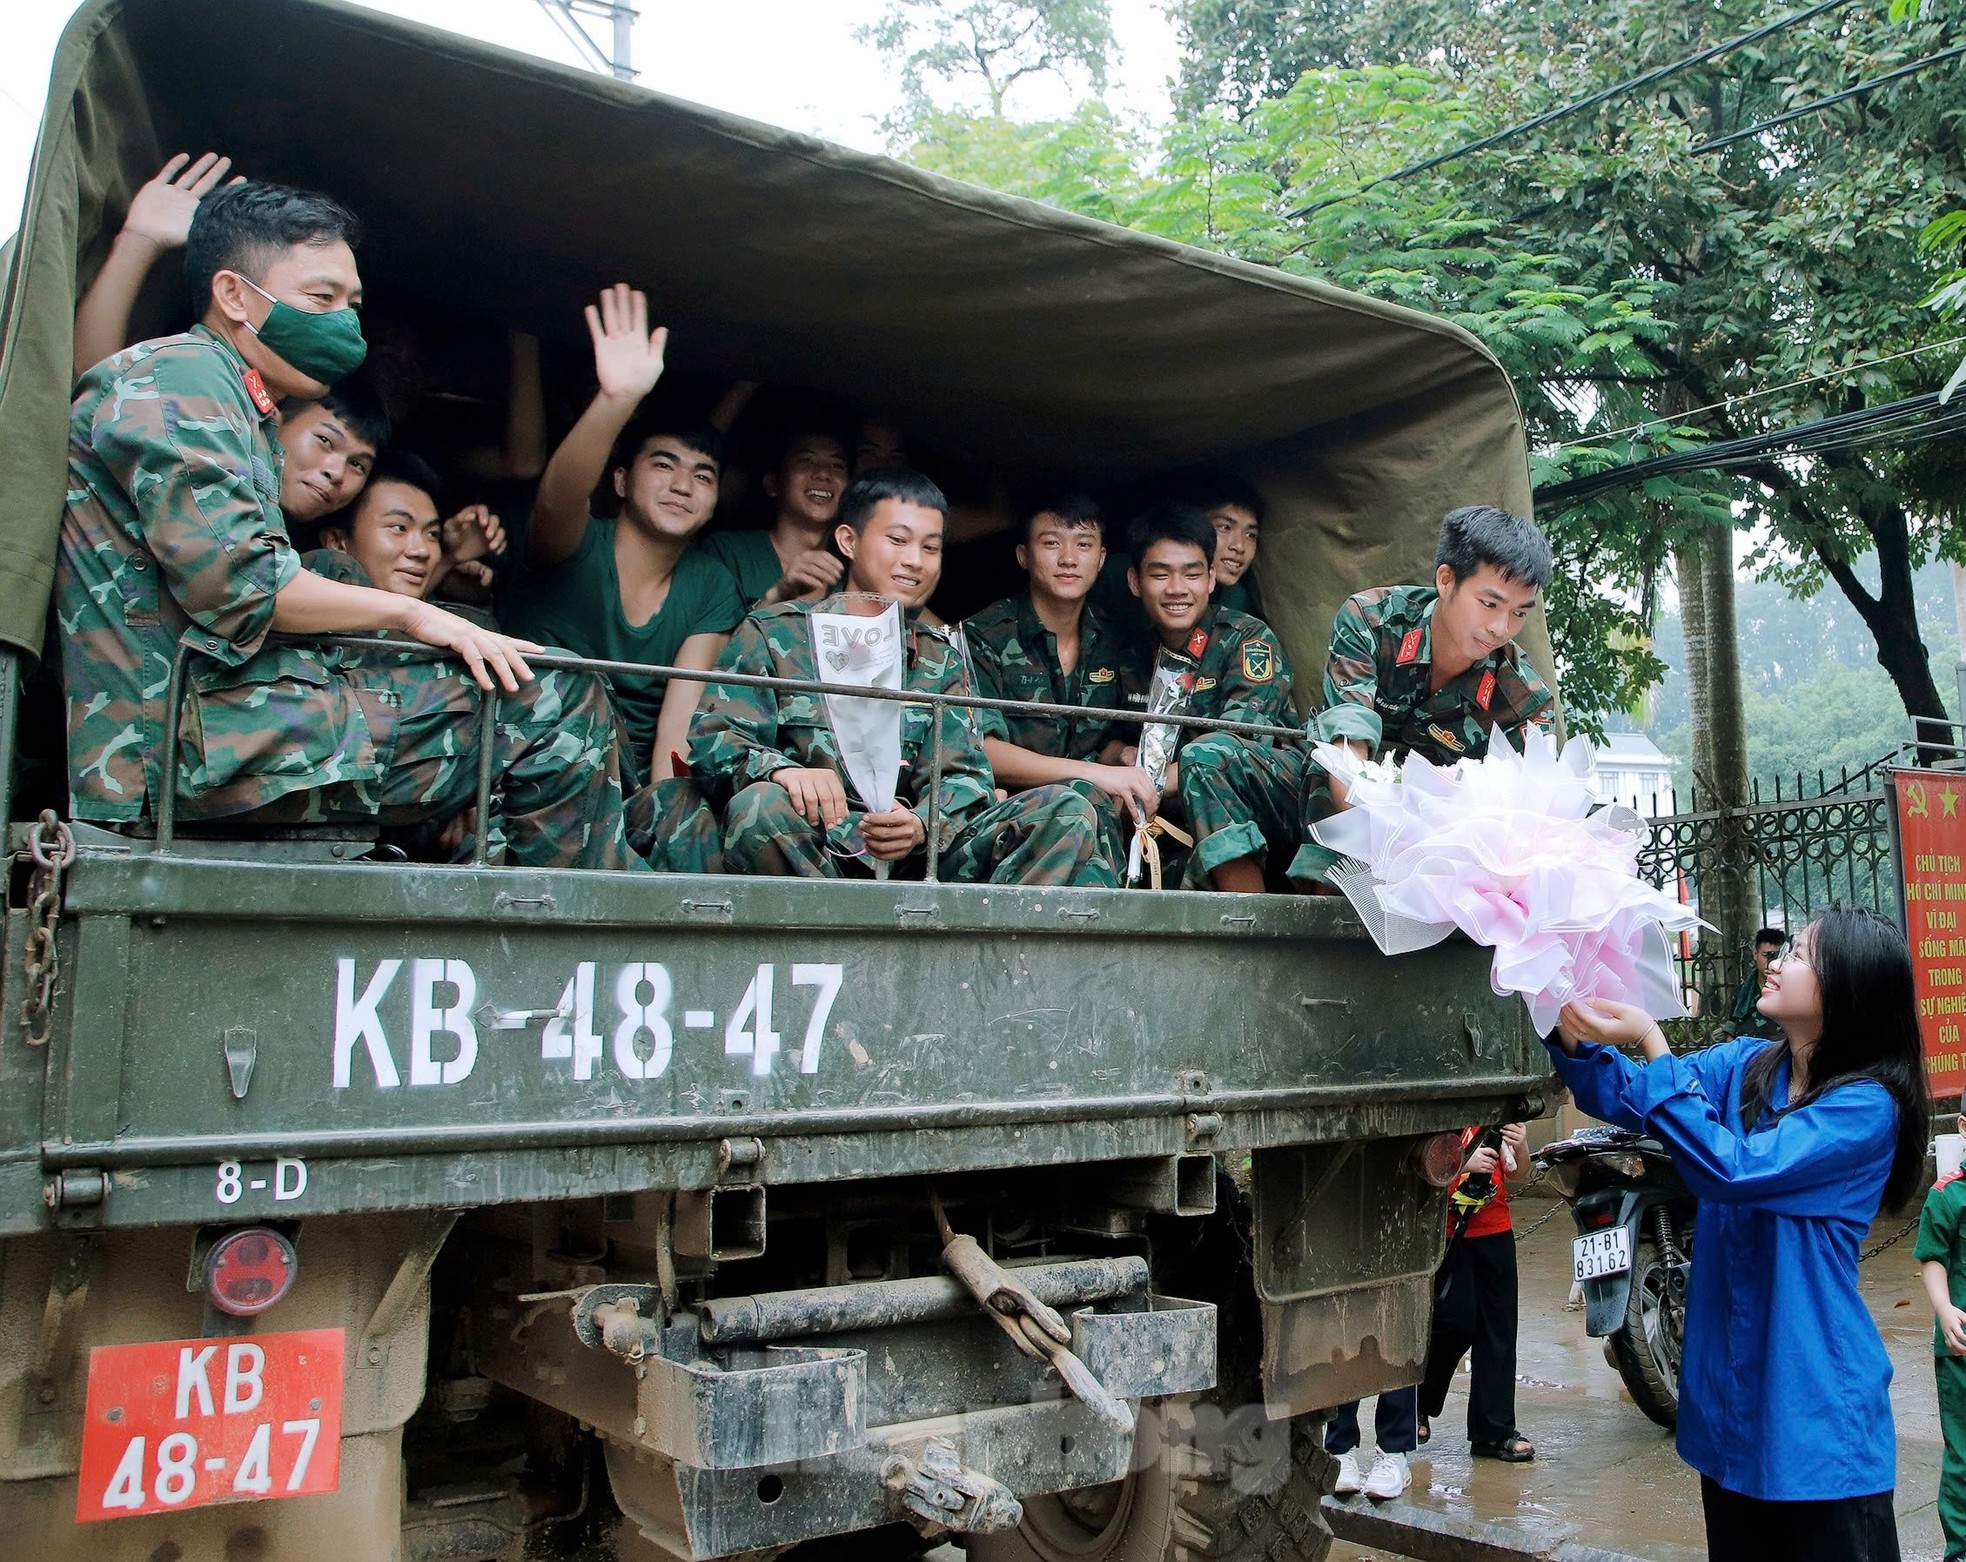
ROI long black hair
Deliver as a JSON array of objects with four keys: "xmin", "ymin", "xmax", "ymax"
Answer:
[{"xmin": 1740, "ymin": 905, "xmax": 1929, "ymax": 1211}]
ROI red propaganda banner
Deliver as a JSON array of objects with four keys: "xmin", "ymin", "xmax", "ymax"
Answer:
[{"xmin": 1894, "ymin": 768, "xmax": 1966, "ymax": 1098}]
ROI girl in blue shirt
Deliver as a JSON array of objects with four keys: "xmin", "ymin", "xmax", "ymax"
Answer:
[{"xmin": 1550, "ymin": 905, "xmax": 1926, "ymax": 1562}]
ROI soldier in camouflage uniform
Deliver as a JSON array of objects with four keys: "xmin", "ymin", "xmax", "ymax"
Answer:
[
  {"xmin": 691, "ymin": 472, "xmax": 1118, "ymax": 886},
  {"xmin": 1194, "ymin": 506, "xmax": 1558, "ymax": 890},
  {"xmin": 55, "ymin": 180, "xmax": 641, "ymax": 871},
  {"xmin": 961, "ymin": 495, "xmax": 1158, "ymax": 870},
  {"xmin": 1105, "ymin": 504, "xmax": 1295, "ymax": 888}
]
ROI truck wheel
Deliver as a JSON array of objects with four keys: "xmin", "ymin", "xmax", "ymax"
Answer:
[
  {"xmin": 970, "ymin": 1394, "xmax": 1333, "ymax": 1562},
  {"xmin": 1610, "ymin": 1238, "xmax": 1681, "ymax": 1429}
]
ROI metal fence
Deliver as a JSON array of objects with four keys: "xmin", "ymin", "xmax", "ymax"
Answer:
[{"xmin": 1637, "ymin": 760, "xmax": 1897, "ymax": 1031}]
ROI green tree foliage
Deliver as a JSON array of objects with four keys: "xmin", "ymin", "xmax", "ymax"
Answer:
[
  {"xmin": 866, "ymin": 0, "xmax": 1966, "ymax": 734},
  {"xmin": 858, "ymin": 0, "xmax": 1115, "ymax": 124}
]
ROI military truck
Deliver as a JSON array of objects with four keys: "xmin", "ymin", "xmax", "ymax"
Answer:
[{"xmin": 0, "ymin": 2, "xmax": 1557, "ymax": 1557}]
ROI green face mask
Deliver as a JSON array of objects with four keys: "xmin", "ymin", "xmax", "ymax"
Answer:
[{"xmin": 238, "ymin": 275, "xmax": 368, "ymax": 385}]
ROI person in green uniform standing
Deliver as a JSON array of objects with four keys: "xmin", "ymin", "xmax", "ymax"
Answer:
[
  {"xmin": 1919, "ymin": 1116, "xmax": 1966, "ymax": 1562},
  {"xmin": 1725, "ymin": 928, "xmax": 1787, "ymax": 1040},
  {"xmin": 961, "ymin": 496, "xmax": 1158, "ymax": 835},
  {"xmin": 690, "ymin": 472, "xmax": 1118, "ymax": 886},
  {"xmin": 1109, "ymin": 503, "xmax": 1294, "ymax": 887},
  {"xmin": 56, "ymin": 181, "xmax": 640, "ymax": 868},
  {"xmin": 506, "ymin": 284, "xmax": 744, "ymax": 787},
  {"xmin": 701, "ymin": 423, "xmax": 852, "ymax": 609}
]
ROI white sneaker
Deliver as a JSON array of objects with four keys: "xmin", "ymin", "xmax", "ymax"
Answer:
[
  {"xmin": 1332, "ymin": 1451, "xmax": 1364, "ymax": 1494},
  {"xmin": 1363, "ymin": 1450, "xmax": 1412, "ymax": 1501}
]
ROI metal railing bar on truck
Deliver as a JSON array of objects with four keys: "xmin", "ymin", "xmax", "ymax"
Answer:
[{"xmin": 150, "ymin": 634, "xmax": 1311, "ymax": 870}]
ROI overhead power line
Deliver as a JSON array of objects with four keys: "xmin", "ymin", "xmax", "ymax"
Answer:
[
  {"xmin": 1287, "ymin": 0, "xmax": 1858, "ymax": 218},
  {"xmin": 1534, "ymin": 391, "xmax": 1966, "ymax": 508},
  {"xmin": 1690, "ymin": 39, "xmax": 1966, "ymax": 152},
  {"xmin": 1557, "ymin": 335, "xmax": 1966, "ymax": 447}
]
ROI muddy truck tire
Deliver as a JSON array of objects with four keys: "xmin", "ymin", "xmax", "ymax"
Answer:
[{"xmin": 971, "ymin": 1393, "xmax": 1333, "ymax": 1562}]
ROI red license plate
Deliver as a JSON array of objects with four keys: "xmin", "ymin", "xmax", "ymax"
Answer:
[{"xmin": 77, "ymin": 1328, "xmax": 343, "ymax": 1522}]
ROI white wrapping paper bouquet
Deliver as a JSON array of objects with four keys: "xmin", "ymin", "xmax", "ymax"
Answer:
[{"xmin": 1309, "ymin": 732, "xmax": 1704, "ymax": 1034}]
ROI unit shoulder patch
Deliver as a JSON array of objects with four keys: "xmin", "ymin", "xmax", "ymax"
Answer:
[{"xmin": 1241, "ymin": 641, "xmax": 1276, "ymax": 684}]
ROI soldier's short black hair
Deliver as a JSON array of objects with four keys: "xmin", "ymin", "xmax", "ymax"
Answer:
[
  {"xmin": 839, "ymin": 470, "xmax": 948, "ymax": 532},
  {"xmin": 360, "ymin": 448, "xmax": 444, "ymax": 512},
  {"xmin": 279, "ymin": 377, "xmax": 392, "ymax": 452},
  {"xmin": 1755, "ymin": 926, "xmax": 1786, "ymax": 949},
  {"xmin": 1026, "ymin": 493, "xmax": 1105, "ymax": 539},
  {"xmin": 614, "ymin": 415, "xmax": 724, "ymax": 474},
  {"xmin": 1437, "ymin": 505, "xmax": 1552, "ymax": 589},
  {"xmin": 774, "ymin": 414, "xmax": 851, "ymax": 470},
  {"xmin": 1172, "ymin": 469, "xmax": 1265, "ymax": 525},
  {"xmin": 184, "ymin": 180, "xmax": 362, "ymax": 315},
  {"xmin": 1127, "ymin": 500, "xmax": 1215, "ymax": 564}
]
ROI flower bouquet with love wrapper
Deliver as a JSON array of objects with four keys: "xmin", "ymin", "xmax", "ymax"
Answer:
[{"xmin": 1309, "ymin": 732, "xmax": 1705, "ymax": 1033}]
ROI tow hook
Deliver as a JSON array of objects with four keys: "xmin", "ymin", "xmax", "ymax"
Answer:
[{"xmin": 882, "ymin": 1439, "xmax": 1022, "ymax": 1534}]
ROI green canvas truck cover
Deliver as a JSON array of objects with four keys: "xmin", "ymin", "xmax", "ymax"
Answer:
[{"xmin": 0, "ymin": 0, "xmax": 1551, "ymax": 707}]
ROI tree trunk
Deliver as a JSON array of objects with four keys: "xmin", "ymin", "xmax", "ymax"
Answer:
[
  {"xmin": 1675, "ymin": 534, "xmax": 1710, "ymax": 813},
  {"xmin": 1699, "ymin": 524, "xmax": 1759, "ymax": 959},
  {"xmin": 1675, "ymin": 525, "xmax": 1759, "ymax": 1013}
]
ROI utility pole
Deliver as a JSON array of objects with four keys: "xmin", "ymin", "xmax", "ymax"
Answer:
[{"xmin": 535, "ymin": 0, "xmax": 638, "ymax": 80}]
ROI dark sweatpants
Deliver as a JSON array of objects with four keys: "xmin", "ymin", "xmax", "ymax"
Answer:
[
  {"xmin": 1418, "ymin": 1230, "xmax": 1518, "ymax": 1444},
  {"xmin": 1700, "ymin": 1477, "xmax": 1900, "ymax": 1562}
]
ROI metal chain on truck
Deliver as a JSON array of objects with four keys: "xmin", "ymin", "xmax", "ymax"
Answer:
[{"xmin": 19, "ymin": 811, "xmax": 76, "ymax": 1047}]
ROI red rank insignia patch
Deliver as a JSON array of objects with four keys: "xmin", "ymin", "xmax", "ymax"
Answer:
[
  {"xmin": 242, "ymin": 368, "xmax": 276, "ymax": 415},
  {"xmin": 1396, "ymin": 629, "xmax": 1423, "ymax": 666},
  {"xmin": 1186, "ymin": 629, "xmax": 1210, "ymax": 659},
  {"xmin": 1476, "ymin": 671, "xmax": 1497, "ymax": 710}
]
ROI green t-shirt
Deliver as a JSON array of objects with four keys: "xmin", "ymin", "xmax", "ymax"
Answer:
[
  {"xmin": 1915, "ymin": 1174, "xmax": 1966, "ymax": 1356},
  {"xmin": 505, "ymin": 517, "xmax": 743, "ymax": 778},
  {"xmin": 700, "ymin": 529, "xmax": 785, "ymax": 609}
]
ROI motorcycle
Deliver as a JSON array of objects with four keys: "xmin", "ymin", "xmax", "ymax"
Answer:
[{"xmin": 1534, "ymin": 1125, "xmax": 1696, "ymax": 1428}]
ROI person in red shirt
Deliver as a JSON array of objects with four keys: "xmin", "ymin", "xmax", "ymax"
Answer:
[{"xmin": 1419, "ymin": 1123, "xmax": 1535, "ymax": 1462}]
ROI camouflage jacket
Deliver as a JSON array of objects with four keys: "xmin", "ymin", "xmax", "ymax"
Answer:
[
  {"xmin": 1117, "ymin": 604, "xmax": 1295, "ymax": 754},
  {"xmin": 55, "ymin": 328, "xmax": 393, "ymax": 821},
  {"xmin": 688, "ymin": 594, "xmax": 992, "ymax": 848},
  {"xmin": 1309, "ymin": 585, "xmax": 1555, "ymax": 763},
  {"xmin": 961, "ymin": 594, "xmax": 1125, "ymax": 761}
]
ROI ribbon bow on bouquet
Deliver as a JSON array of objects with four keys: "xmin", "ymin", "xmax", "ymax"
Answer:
[{"xmin": 1309, "ymin": 732, "xmax": 1706, "ymax": 1034}]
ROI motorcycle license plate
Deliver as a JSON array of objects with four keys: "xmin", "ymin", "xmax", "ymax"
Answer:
[
  {"xmin": 1573, "ymin": 1227, "xmax": 1632, "ymax": 1281},
  {"xmin": 76, "ymin": 1329, "xmax": 343, "ymax": 1522}
]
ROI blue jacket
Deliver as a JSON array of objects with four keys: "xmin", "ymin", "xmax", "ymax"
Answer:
[{"xmin": 1547, "ymin": 1036, "xmax": 1898, "ymax": 1501}]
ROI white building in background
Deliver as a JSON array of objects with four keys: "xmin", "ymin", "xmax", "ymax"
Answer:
[{"xmin": 1593, "ymin": 732, "xmax": 1678, "ymax": 816}]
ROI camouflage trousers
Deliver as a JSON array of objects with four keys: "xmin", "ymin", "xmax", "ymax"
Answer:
[
  {"xmin": 215, "ymin": 655, "xmax": 644, "ymax": 871},
  {"xmin": 1176, "ymin": 734, "xmax": 1329, "ymax": 888},
  {"xmin": 626, "ymin": 776, "xmax": 725, "ymax": 874},
  {"xmin": 721, "ymin": 778, "xmax": 1119, "ymax": 886}
]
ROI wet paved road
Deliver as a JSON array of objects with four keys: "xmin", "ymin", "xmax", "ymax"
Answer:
[{"xmin": 1331, "ymin": 1200, "xmax": 1947, "ymax": 1560}]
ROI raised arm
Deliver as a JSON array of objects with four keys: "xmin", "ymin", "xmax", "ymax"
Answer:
[
  {"xmin": 74, "ymin": 153, "xmax": 237, "ymax": 382},
  {"xmin": 531, "ymin": 285, "xmax": 669, "ymax": 567}
]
